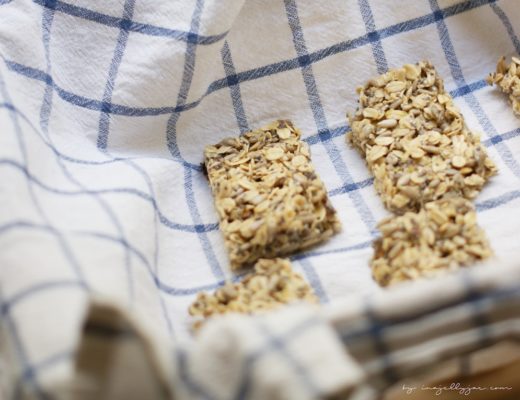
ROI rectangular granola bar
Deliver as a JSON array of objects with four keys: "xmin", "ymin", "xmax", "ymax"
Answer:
[
  {"xmin": 204, "ymin": 120, "xmax": 341, "ymax": 269},
  {"xmin": 348, "ymin": 61, "xmax": 497, "ymax": 214},
  {"xmin": 189, "ymin": 258, "xmax": 318, "ymax": 326},
  {"xmin": 372, "ymin": 198, "xmax": 492, "ymax": 287}
]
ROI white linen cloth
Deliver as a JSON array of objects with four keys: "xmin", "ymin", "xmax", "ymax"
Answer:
[{"xmin": 1, "ymin": 0, "xmax": 520, "ymax": 398}]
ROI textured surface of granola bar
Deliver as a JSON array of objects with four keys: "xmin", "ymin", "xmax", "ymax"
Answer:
[
  {"xmin": 372, "ymin": 198, "xmax": 492, "ymax": 287},
  {"xmin": 189, "ymin": 258, "xmax": 318, "ymax": 324},
  {"xmin": 349, "ymin": 61, "xmax": 497, "ymax": 214},
  {"xmin": 205, "ymin": 120, "xmax": 341, "ymax": 269}
]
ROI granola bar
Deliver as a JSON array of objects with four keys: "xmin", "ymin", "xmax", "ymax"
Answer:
[
  {"xmin": 487, "ymin": 56, "xmax": 520, "ymax": 116},
  {"xmin": 189, "ymin": 258, "xmax": 318, "ymax": 325},
  {"xmin": 371, "ymin": 198, "xmax": 492, "ymax": 287},
  {"xmin": 204, "ymin": 120, "xmax": 341, "ymax": 269},
  {"xmin": 348, "ymin": 61, "xmax": 497, "ymax": 214}
]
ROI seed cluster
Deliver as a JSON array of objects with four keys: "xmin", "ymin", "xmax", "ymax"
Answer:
[
  {"xmin": 204, "ymin": 120, "xmax": 341, "ymax": 270},
  {"xmin": 372, "ymin": 198, "xmax": 492, "ymax": 286},
  {"xmin": 348, "ymin": 61, "xmax": 495, "ymax": 286},
  {"xmin": 349, "ymin": 61, "xmax": 496, "ymax": 214},
  {"xmin": 487, "ymin": 56, "xmax": 520, "ymax": 116},
  {"xmin": 188, "ymin": 258, "xmax": 318, "ymax": 327}
]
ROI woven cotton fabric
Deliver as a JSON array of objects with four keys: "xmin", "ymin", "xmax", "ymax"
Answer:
[{"xmin": 1, "ymin": 0, "xmax": 520, "ymax": 399}]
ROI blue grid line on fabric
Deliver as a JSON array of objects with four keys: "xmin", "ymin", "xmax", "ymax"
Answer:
[
  {"xmin": 448, "ymin": 78, "xmax": 487, "ymax": 98},
  {"xmin": 1, "ymin": 281, "xmax": 87, "ymax": 320},
  {"xmin": 329, "ymin": 177, "xmax": 375, "ymax": 197},
  {"xmin": 17, "ymin": 350, "xmax": 72, "ymax": 400},
  {"xmin": 283, "ymin": 0, "xmax": 350, "ymax": 300},
  {"xmin": 303, "ymin": 124, "xmax": 348, "ymax": 145},
  {"xmin": 339, "ymin": 283, "xmax": 520, "ymax": 345},
  {"xmin": 291, "ymin": 239, "xmax": 373, "ymax": 261},
  {"xmin": 0, "ymin": 220, "xmax": 238, "ymax": 301},
  {"xmin": 176, "ymin": 348, "xmax": 214, "ymax": 400},
  {"xmin": 459, "ymin": 271, "xmax": 493, "ymax": 348},
  {"xmin": 0, "ymin": 71, "xmax": 88, "ymax": 289},
  {"xmin": 184, "ymin": 168, "xmax": 225, "ymax": 279},
  {"xmin": 0, "ymin": 288, "xmax": 50, "ymax": 400},
  {"xmin": 3, "ymin": 58, "xmax": 492, "ymax": 130},
  {"xmin": 4, "ymin": 0, "xmax": 495, "ymax": 124},
  {"xmin": 2, "ymin": 183, "xmax": 520, "ymax": 392},
  {"xmin": 251, "ymin": 321, "xmax": 319, "ymax": 395},
  {"xmin": 97, "ymin": 0, "xmax": 137, "ymax": 151},
  {"xmin": 284, "ymin": 0, "xmax": 379, "ymax": 241},
  {"xmin": 476, "ymin": 189, "xmax": 520, "ymax": 212},
  {"xmin": 0, "ymin": 157, "xmax": 218, "ymax": 233},
  {"xmin": 233, "ymin": 315, "xmax": 321, "ymax": 400},
  {"xmin": 94, "ymin": 0, "xmax": 175, "ymax": 335},
  {"xmin": 221, "ymin": 41, "xmax": 250, "ymax": 134},
  {"xmin": 1, "ymin": 117, "xmax": 518, "ymax": 237},
  {"xmin": 339, "ymin": 285, "xmax": 520, "ymax": 378},
  {"xmin": 2, "ymin": 0, "xmax": 516, "ymax": 396},
  {"xmin": 357, "ymin": 0, "xmax": 389, "ymax": 74},
  {"xmin": 3, "ymin": 60, "xmax": 196, "ymax": 115},
  {"xmin": 163, "ymin": 0, "xmax": 225, "ymax": 280},
  {"xmin": 490, "ymin": 1, "xmax": 520, "ymax": 54},
  {"xmin": 2, "ymin": 74, "xmax": 493, "ymax": 173},
  {"xmin": 362, "ymin": 296, "xmax": 400, "ymax": 384},
  {"xmin": 74, "ymin": 228, "xmax": 240, "ymax": 295},
  {"xmin": 124, "ymin": 161, "xmax": 175, "ymax": 337},
  {"xmin": 429, "ymin": 0, "xmax": 520, "ymax": 181},
  {"xmin": 3, "ymin": 175, "xmax": 518, "ymax": 313},
  {"xmin": 91, "ymin": 0, "xmax": 139, "ymax": 306},
  {"xmin": 0, "ymin": 69, "xmax": 513, "ymax": 217},
  {"xmin": 296, "ymin": 259, "xmax": 329, "ymax": 303},
  {"xmin": 1, "ymin": 277, "xmax": 85, "ymax": 395},
  {"xmin": 31, "ymin": 0, "xmax": 227, "ymax": 45},
  {"xmin": 41, "ymin": 90, "xmax": 135, "ymax": 314},
  {"xmin": 165, "ymin": 0, "xmax": 205, "ymax": 162},
  {"xmin": 38, "ymin": 0, "xmax": 141, "ymax": 324}
]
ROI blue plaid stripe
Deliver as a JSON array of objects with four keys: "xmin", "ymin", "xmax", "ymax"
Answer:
[
  {"xmin": 284, "ymin": 0, "xmax": 377, "ymax": 238},
  {"xmin": 0, "ymin": 70, "xmax": 88, "ymax": 288},
  {"xmin": 3, "ymin": 1, "xmax": 497, "ymax": 120},
  {"xmin": 429, "ymin": 0, "xmax": 520, "ymax": 180},
  {"xmin": 0, "ymin": 287, "xmax": 50, "ymax": 400},
  {"xmin": 490, "ymin": 1, "xmax": 520, "ymax": 54},
  {"xmin": 358, "ymin": 0, "xmax": 389, "ymax": 74},
  {"xmin": 168, "ymin": 0, "xmax": 226, "ymax": 280},
  {"xmin": 233, "ymin": 316, "xmax": 321, "ymax": 400},
  {"xmin": 32, "ymin": 0, "xmax": 227, "ymax": 45},
  {"xmin": 221, "ymin": 41, "xmax": 250, "ymax": 134},
  {"xmin": 97, "ymin": 0, "xmax": 137, "ymax": 151}
]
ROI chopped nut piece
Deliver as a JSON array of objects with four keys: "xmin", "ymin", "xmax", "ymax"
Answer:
[
  {"xmin": 487, "ymin": 56, "xmax": 520, "ymax": 116},
  {"xmin": 371, "ymin": 198, "xmax": 492, "ymax": 287},
  {"xmin": 188, "ymin": 258, "xmax": 318, "ymax": 326},
  {"xmin": 204, "ymin": 120, "xmax": 341, "ymax": 269},
  {"xmin": 348, "ymin": 61, "xmax": 497, "ymax": 214}
]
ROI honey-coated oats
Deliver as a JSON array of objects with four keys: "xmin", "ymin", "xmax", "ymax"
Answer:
[
  {"xmin": 372, "ymin": 198, "xmax": 492, "ymax": 287},
  {"xmin": 189, "ymin": 258, "xmax": 318, "ymax": 326},
  {"xmin": 204, "ymin": 120, "xmax": 341, "ymax": 269},
  {"xmin": 348, "ymin": 61, "xmax": 496, "ymax": 214},
  {"xmin": 487, "ymin": 55, "xmax": 520, "ymax": 116}
]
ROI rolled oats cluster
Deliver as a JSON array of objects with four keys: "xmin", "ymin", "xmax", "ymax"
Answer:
[
  {"xmin": 204, "ymin": 120, "xmax": 341, "ymax": 270},
  {"xmin": 487, "ymin": 55, "xmax": 520, "ymax": 116},
  {"xmin": 189, "ymin": 258, "xmax": 318, "ymax": 326},
  {"xmin": 372, "ymin": 198, "xmax": 492, "ymax": 287},
  {"xmin": 348, "ymin": 61, "xmax": 497, "ymax": 214}
]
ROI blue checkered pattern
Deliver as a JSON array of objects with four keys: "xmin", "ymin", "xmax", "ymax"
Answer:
[{"xmin": 1, "ymin": 0, "xmax": 520, "ymax": 398}]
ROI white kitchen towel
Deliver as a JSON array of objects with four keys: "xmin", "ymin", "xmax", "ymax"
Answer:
[{"xmin": 1, "ymin": 0, "xmax": 520, "ymax": 398}]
